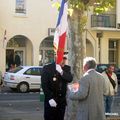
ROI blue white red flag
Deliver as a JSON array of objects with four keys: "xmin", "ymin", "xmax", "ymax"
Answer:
[{"xmin": 53, "ymin": 0, "xmax": 68, "ymax": 64}]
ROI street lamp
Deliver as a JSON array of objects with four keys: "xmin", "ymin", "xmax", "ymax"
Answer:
[{"xmin": 96, "ymin": 32, "xmax": 103, "ymax": 63}]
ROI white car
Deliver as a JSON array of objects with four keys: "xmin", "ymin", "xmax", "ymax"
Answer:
[{"xmin": 4, "ymin": 66, "xmax": 43, "ymax": 93}]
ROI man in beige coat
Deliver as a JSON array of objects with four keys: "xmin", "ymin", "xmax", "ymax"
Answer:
[
  {"xmin": 102, "ymin": 65, "xmax": 118, "ymax": 113},
  {"xmin": 69, "ymin": 57, "xmax": 106, "ymax": 120}
]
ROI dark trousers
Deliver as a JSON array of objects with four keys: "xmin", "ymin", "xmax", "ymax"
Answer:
[
  {"xmin": 104, "ymin": 96, "xmax": 113, "ymax": 113},
  {"xmin": 44, "ymin": 101, "xmax": 66, "ymax": 120}
]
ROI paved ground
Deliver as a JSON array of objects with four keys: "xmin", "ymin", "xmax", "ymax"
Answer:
[
  {"xmin": 40, "ymin": 85, "xmax": 120, "ymax": 120},
  {"xmin": 0, "ymin": 92, "xmax": 44, "ymax": 120},
  {"xmin": 112, "ymin": 96, "xmax": 120, "ymax": 114},
  {"xmin": 39, "ymin": 93, "xmax": 120, "ymax": 120},
  {"xmin": 0, "ymin": 85, "xmax": 120, "ymax": 120}
]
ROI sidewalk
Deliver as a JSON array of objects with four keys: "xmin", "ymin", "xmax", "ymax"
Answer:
[
  {"xmin": 40, "ymin": 85, "xmax": 120, "ymax": 120},
  {"xmin": 39, "ymin": 96, "xmax": 120, "ymax": 120},
  {"xmin": 111, "ymin": 96, "xmax": 120, "ymax": 114},
  {"xmin": 112, "ymin": 85, "xmax": 120, "ymax": 115}
]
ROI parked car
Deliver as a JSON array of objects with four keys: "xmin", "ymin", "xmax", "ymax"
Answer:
[
  {"xmin": 96, "ymin": 64, "xmax": 108, "ymax": 73},
  {"xmin": 114, "ymin": 68, "xmax": 120, "ymax": 84},
  {"xmin": 96, "ymin": 64, "xmax": 120, "ymax": 84},
  {"xmin": 4, "ymin": 66, "xmax": 43, "ymax": 93}
]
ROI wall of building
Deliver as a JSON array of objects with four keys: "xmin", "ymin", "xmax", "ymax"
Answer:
[
  {"xmin": 0, "ymin": 0, "xmax": 58, "ymax": 73},
  {"xmin": 101, "ymin": 31, "xmax": 120, "ymax": 65},
  {"xmin": 0, "ymin": 0, "xmax": 120, "ymax": 74}
]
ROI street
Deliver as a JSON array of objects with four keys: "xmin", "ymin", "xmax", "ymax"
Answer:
[
  {"xmin": 0, "ymin": 86, "xmax": 120, "ymax": 120},
  {"xmin": 0, "ymin": 87, "xmax": 44, "ymax": 120}
]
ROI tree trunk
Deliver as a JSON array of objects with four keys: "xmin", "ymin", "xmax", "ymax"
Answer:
[
  {"xmin": 69, "ymin": 9, "xmax": 85, "ymax": 80},
  {"xmin": 65, "ymin": 9, "xmax": 85, "ymax": 120}
]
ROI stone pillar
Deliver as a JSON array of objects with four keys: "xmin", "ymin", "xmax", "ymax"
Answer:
[{"xmin": 33, "ymin": 42, "xmax": 39, "ymax": 66}]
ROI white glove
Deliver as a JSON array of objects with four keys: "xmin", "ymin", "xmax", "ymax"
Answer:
[
  {"xmin": 56, "ymin": 64, "xmax": 63, "ymax": 74},
  {"xmin": 49, "ymin": 99, "xmax": 57, "ymax": 107}
]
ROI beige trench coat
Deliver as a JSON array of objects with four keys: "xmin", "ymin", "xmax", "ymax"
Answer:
[{"xmin": 69, "ymin": 69, "xmax": 106, "ymax": 120}]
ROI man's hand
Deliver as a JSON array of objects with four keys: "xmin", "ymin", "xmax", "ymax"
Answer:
[
  {"xmin": 49, "ymin": 99, "xmax": 57, "ymax": 107},
  {"xmin": 56, "ymin": 64, "xmax": 63, "ymax": 74},
  {"xmin": 72, "ymin": 82, "xmax": 79, "ymax": 92},
  {"xmin": 68, "ymin": 82, "xmax": 79, "ymax": 92}
]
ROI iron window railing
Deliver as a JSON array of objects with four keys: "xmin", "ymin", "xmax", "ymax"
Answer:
[
  {"xmin": 91, "ymin": 14, "xmax": 116, "ymax": 28},
  {"xmin": 15, "ymin": 8, "xmax": 26, "ymax": 14}
]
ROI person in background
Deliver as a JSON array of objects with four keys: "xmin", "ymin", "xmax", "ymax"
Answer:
[
  {"xmin": 8, "ymin": 53, "xmax": 14, "ymax": 70},
  {"xmin": 69, "ymin": 57, "xmax": 106, "ymax": 120},
  {"xmin": 41, "ymin": 56, "xmax": 73, "ymax": 120},
  {"xmin": 9, "ymin": 62, "xmax": 16, "ymax": 72},
  {"xmin": 102, "ymin": 64, "xmax": 118, "ymax": 113},
  {"xmin": 15, "ymin": 53, "xmax": 21, "ymax": 67}
]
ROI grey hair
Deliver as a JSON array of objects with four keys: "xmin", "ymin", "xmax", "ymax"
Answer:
[{"xmin": 83, "ymin": 57, "xmax": 97, "ymax": 69}]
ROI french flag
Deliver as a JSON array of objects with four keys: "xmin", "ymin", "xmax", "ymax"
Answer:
[{"xmin": 53, "ymin": 0, "xmax": 68, "ymax": 64}]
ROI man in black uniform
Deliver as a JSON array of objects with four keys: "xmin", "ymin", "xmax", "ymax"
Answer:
[{"xmin": 41, "ymin": 57, "xmax": 73, "ymax": 120}]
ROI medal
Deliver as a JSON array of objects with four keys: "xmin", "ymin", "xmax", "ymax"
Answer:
[{"xmin": 53, "ymin": 77, "xmax": 57, "ymax": 81}]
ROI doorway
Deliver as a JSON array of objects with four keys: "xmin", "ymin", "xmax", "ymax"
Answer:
[
  {"xmin": 6, "ymin": 35, "xmax": 33, "ymax": 71},
  {"xmin": 6, "ymin": 49, "xmax": 14, "ymax": 71},
  {"xmin": 39, "ymin": 36, "xmax": 54, "ymax": 65}
]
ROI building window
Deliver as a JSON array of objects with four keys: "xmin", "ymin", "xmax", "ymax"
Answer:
[
  {"xmin": 7, "ymin": 36, "xmax": 26, "ymax": 47},
  {"xmin": 109, "ymin": 40, "xmax": 118, "ymax": 65},
  {"xmin": 15, "ymin": 0, "xmax": 26, "ymax": 14},
  {"xmin": 91, "ymin": 14, "xmax": 116, "ymax": 28}
]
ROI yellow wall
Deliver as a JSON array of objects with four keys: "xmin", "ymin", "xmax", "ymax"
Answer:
[
  {"xmin": 0, "ymin": 0, "xmax": 120, "ymax": 73},
  {"xmin": 0, "ymin": 0, "xmax": 58, "ymax": 73}
]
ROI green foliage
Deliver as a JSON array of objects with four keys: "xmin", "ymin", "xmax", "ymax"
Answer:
[
  {"xmin": 49, "ymin": 0, "xmax": 115, "ymax": 34},
  {"xmin": 68, "ymin": 0, "xmax": 90, "ymax": 11},
  {"xmin": 68, "ymin": 0, "xmax": 115, "ymax": 14},
  {"xmin": 50, "ymin": 0, "xmax": 115, "ymax": 14},
  {"xmin": 93, "ymin": 0, "xmax": 115, "ymax": 14},
  {"xmin": 51, "ymin": 2, "xmax": 60, "ymax": 11}
]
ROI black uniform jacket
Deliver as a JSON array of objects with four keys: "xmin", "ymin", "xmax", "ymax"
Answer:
[{"xmin": 41, "ymin": 62, "xmax": 73, "ymax": 105}]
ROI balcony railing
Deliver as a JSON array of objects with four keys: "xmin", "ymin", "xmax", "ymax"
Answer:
[
  {"xmin": 15, "ymin": 8, "xmax": 26, "ymax": 14},
  {"xmin": 91, "ymin": 14, "xmax": 116, "ymax": 28}
]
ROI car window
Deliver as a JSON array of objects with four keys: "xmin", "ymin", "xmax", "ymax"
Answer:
[
  {"xmin": 24, "ymin": 68, "xmax": 42, "ymax": 76},
  {"xmin": 98, "ymin": 66, "xmax": 107, "ymax": 71},
  {"xmin": 115, "ymin": 69, "xmax": 120, "ymax": 73},
  {"xmin": 116, "ymin": 69, "xmax": 120, "ymax": 72},
  {"xmin": 8, "ymin": 66, "xmax": 23, "ymax": 73},
  {"xmin": 96, "ymin": 64, "xmax": 108, "ymax": 73}
]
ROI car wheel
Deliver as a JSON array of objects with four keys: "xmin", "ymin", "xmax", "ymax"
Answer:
[{"xmin": 17, "ymin": 82, "xmax": 29, "ymax": 93}]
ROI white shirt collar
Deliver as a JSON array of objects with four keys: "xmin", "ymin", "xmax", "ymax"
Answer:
[
  {"xmin": 87, "ymin": 69, "xmax": 95, "ymax": 73},
  {"xmin": 83, "ymin": 69, "xmax": 95, "ymax": 76}
]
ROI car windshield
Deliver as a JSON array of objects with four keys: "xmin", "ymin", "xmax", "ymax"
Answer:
[{"xmin": 8, "ymin": 66, "xmax": 23, "ymax": 73}]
